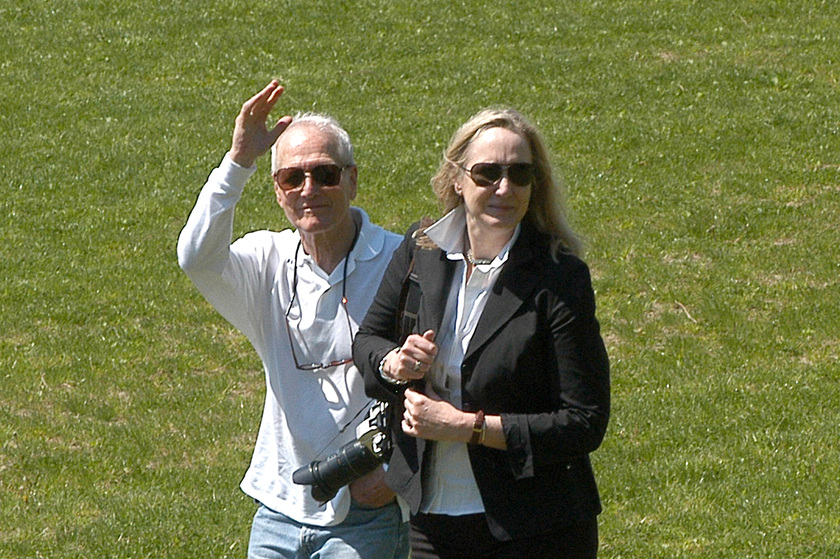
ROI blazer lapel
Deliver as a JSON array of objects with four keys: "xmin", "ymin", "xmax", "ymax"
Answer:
[
  {"xmin": 414, "ymin": 246, "xmax": 456, "ymax": 334},
  {"xmin": 464, "ymin": 226, "xmax": 542, "ymax": 361}
]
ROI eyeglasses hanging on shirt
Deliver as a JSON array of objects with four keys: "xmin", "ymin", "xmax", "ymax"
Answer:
[{"xmin": 284, "ymin": 223, "xmax": 360, "ymax": 371}]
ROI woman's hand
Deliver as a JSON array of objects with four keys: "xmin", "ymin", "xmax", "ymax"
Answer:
[
  {"xmin": 401, "ymin": 385, "xmax": 472, "ymax": 442},
  {"xmin": 401, "ymin": 385, "xmax": 508, "ymax": 449},
  {"xmin": 381, "ymin": 330, "xmax": 438, "ymax": 383}
]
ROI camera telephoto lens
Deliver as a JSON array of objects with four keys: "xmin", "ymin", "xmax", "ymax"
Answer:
[
  {"xmin": 293, "ymin": 439, "xmax": 384, "ymax": 502},
  {"xmin": 293, "ymin": 400, "xmax": 394, "ymax": 502}
]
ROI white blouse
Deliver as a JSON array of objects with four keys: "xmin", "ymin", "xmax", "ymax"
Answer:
[{"xmin": 419, "ymin": 207, "xmax": 520, "ymax": 515}]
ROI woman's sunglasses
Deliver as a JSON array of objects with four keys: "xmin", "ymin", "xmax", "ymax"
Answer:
[
  {"xmin": 273, "ymin": 164, "xmax": 349, "ymax": 191},
  {"xmin": 461, "ymin": 162, "xmax": 534, "ymax": 187}
]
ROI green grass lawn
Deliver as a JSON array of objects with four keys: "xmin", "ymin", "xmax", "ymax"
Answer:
[{"xmin": 2, "ymin": 0, "xmax": 838, "ymax": 557}]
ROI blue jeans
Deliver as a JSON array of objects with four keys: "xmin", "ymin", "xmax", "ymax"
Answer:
[{"xmin": 248, "ymin": 500, "xmax": 408, "ymax": 559}]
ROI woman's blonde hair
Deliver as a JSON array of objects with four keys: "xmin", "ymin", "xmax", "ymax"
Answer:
[{"xmin": 430, "ymin": 108, "xmax": 582, "ymax": 257}]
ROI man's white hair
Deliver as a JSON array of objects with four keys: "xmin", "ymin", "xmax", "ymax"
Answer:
[{"xmin": 270, "ymin": 113, "xmax": 355, "ymax": 173}]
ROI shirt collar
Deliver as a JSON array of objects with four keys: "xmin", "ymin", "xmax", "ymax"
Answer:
[
  {"xmin": 295, "ymin": 207, "xmax": 382, "ymax": 282},
  {"xmin": 424, "ymin": 206, "xmax": 520, "ymax": 269},
  {"xmin": 347, "ymin": 207, "xmax": 385, "ymax": 263},
  {"xmin": 424, "ymin": 206, "xmax": 468, "ymax": 255}
]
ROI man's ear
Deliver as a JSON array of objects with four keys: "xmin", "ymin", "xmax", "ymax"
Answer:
[
  {"xmin": 347, "ymin": 166, "xmax": 358, "ymax": 200},
  {"xmin": 274, "ymin": 182, "xmax": 285, "ymax": 206}
]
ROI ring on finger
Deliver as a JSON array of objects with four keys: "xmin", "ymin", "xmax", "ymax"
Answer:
[{"xmin": 413, "ymin": 359, "xmax": 422, "ymax": 372}]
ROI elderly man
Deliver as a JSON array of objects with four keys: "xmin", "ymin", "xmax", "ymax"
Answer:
[{"xmin": 177, "ymin": 81, "xmax": 406, "ymax": 559}]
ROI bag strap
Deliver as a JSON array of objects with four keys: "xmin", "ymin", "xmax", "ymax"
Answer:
[
  {"xmin": 395, "ymin": 254, "xmax": 420, "ymax": 344},
  {"xmin": 395, "ymin": 218, "xmax": 436, "ymax": 343}
]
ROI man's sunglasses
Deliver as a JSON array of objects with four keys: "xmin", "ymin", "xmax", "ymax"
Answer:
[
  {"xmin": 273, "ymin": 164, "xmax": 349, "ymax": 191},
  {"xmin": 461, "ymin": 162, "xmax": 535, "ymax": 187}
]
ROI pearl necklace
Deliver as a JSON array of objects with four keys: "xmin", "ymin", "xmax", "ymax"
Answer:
[{"xmin": 466, "ymin": 248, "xmax": 493, "ymax": 266}]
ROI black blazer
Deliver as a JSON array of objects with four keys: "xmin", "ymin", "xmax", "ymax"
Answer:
[{"xmin": 353, "ymin": 221, "xmax": 610, "ymax": 541}]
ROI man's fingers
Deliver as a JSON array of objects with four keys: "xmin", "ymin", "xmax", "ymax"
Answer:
[
  {"xmin": 266, "ymin": 82, "xmax": 284, "ymax": 104},
  {"xmin": 242, "ymin": 80, "xmax": 283, "ymax": 118},
  {"xmin": 268, "ymin": 115, "xmax": 294, "ymax": 142},
  {"xmin": 260, "ymin": 83, "xmax": 285, "ymax": 116}
]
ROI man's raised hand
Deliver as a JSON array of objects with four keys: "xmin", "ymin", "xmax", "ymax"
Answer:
[{"xmin": 230, "ymin": 80, "xmax": 293, "ymax": 168}]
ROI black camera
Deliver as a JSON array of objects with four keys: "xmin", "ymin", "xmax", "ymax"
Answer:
[{"xmin": 293, "ymin": 400, "xmax": 393, "ymax": 502}]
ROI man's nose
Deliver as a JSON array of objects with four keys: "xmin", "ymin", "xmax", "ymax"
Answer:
[{"xmin": 299, "ymin": 174, "xmax": 320, "ymax": 196}]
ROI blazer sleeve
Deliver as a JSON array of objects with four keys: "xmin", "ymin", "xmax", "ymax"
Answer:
[
  {"xmin": 500, "ymin": 256, "xmax": 611, "ymax": 478},
  {"xmin": 353, "ymin": 224, "xmax": 418, "ymax": 403}
]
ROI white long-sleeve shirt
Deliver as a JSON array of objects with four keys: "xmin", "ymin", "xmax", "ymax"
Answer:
[{"xmin": 177, "ymin": 154, "xmax": 401, "ymax": 526}]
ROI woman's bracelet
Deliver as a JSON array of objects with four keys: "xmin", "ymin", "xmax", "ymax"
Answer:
[{"xmin": 469, "ymin": 410, "xmax": 486, "ymax": 446}]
